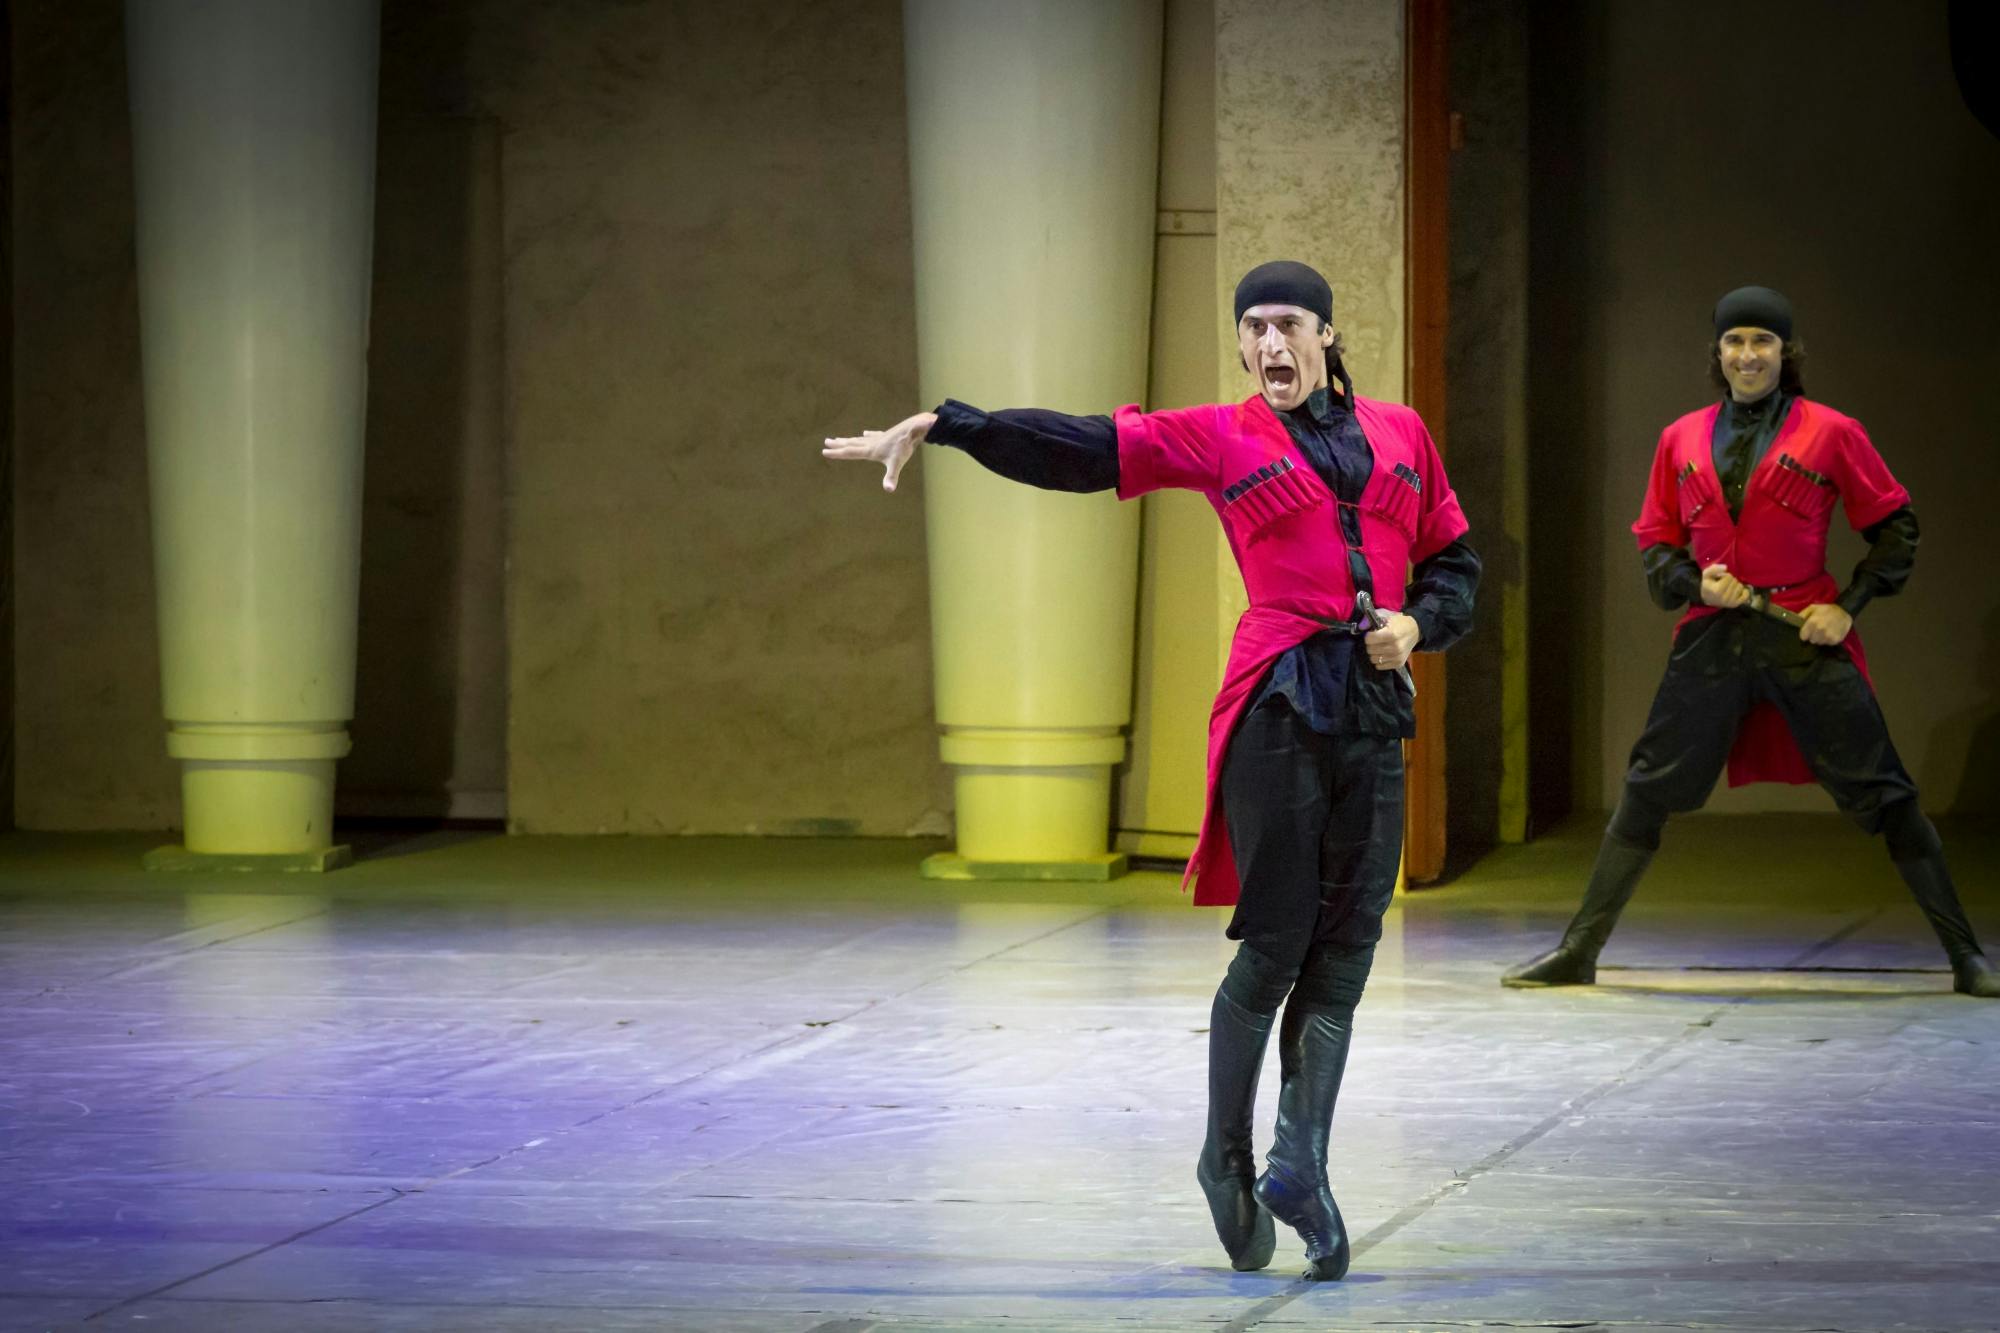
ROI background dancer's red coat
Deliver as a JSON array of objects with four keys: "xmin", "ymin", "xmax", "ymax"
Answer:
[
  {"xmin": 1631, "ymin": 400, "xmax": 1911, "ymax": 787},
  {"xmin": 1114, "ymin": 392, "xmax": 1469, "ymax": 907}
]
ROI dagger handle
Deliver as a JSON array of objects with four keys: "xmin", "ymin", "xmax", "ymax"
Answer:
[{"xmin": 1355, "ymin": 592, "xmax": 1417, "ymax": 697}]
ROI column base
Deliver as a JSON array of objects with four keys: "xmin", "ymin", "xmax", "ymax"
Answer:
[
  {"xmin": 921, "ymin": 851, "xmax": 1129, "ymax": 882},
  {"xmin": 941, "ymin": 737, "xmax": 1127, "ymax": 866},
  {"xmin": 143, "ymin": 843, "xmax": 354, "ymax": 874},
  {"xmin": 166, "ymin": 738, "xmax": 347, "ymax": 857},
  {"xmin": 1114, "ymin": 829, "xmax": 1198, "ymax": 861}
]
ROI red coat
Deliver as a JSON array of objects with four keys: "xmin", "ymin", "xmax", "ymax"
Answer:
[
  {"xmin": 1630, "ymin": 397, "xmax": 1911, "ymax": 785},
  {"xmin": 1114, "ymin": 392, "xmax": 1468, "ymax": 905}
]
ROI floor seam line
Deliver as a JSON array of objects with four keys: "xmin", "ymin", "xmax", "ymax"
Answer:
[
  {"xmin": 78, "ymin": 1191, "xmax": 410, "ymax": 1323},
  {"xmin": 1782, "ymin": 904, "xmax": 1889, "ymax": 970},
  {"xmin": 82, "ymin": 905, "xmax": 338, "ymax": 985},
  {"xmin": 77, "ymin": 1122, "xmax": 601, "ymax": 1323}
]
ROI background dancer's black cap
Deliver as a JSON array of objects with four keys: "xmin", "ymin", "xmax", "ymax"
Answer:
[
  {"xmin": 1712, "ymin": 285, "xmax": 1794, "ymax": 341},
  {"xmin": 1234, "ymin": 260, "xmax": 1333, "ymax": 326}
]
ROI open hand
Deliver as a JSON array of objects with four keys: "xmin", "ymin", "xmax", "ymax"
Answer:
[
  {"xmin": 1364, "ymin": 613, "xmax": 1420, "ymax": 672},
  {"xmin": 821, "ymin": 411, "xmax": 937, "ymax": 492}
]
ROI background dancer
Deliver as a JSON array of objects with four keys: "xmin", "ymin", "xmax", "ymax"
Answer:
[
  {"xmin": 1504, "ymin": 286, "xmax": 1997, "ymax": 998},
  {"xmin": 824, "ymin": 260, "xmax": 1480, "ymax": 1278}
]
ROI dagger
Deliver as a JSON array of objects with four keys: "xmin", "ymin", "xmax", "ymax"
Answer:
[{"xmin": 1745, "ymin": 591, "xmax": 1807, "ymax": 629}]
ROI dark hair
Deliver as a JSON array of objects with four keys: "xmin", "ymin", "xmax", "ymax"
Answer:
[
  {"xmin": 1708, "ymin": 337, "xmax": 1806, "ymax": 396},
  {"xmin": 1239, "ymin": 321, "xmax": 1347, "ymax": 377}
]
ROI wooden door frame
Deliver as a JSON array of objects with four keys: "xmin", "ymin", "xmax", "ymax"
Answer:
[{"xmin": 1403, "ymin": 0, "xmax": 1450, "ymax": 882}]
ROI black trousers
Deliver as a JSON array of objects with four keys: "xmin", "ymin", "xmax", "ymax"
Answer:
[
  {"xmin": 1617, "ymin": 613, "xmax": 1921, "ymax": 850},
  {"xmin": 1220, "ymin": 698, "xmax": 1406, "ymax": 973}
]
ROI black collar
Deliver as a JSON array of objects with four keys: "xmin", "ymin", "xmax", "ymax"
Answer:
[
  {"xmin": 1724, "ymin": 388, "xmax": 1787, "ymax": 427},
  {"xmin": 1292, "ymin": 379, "xmax": 1354, "ymax": 427}
]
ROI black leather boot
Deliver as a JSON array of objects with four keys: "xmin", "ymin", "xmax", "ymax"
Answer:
[
  {"xmin": 1503, "ymin": 832, "xmax": 1654, "ymax": 988},
  {"xmin": 1895, "ymin": 853, "xmax": 2000, "ymax": 998},
  {"xmin": 1253, "ymin": 1000, "xmax": 1352, "ymax": 1281},
  {"xmin": 1196, "ymin": 946, "xmax": 1287, "ymax": 1271}
]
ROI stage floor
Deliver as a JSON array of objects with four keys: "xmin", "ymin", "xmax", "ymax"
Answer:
[{"xmin": 1, "ymin": 815, "xmax": 1995, "ymax": 1332}]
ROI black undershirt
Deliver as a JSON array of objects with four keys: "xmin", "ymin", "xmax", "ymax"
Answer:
[{"xmin": 1713, "ymin": 389, "xmax": 1794, "ymax": 521}]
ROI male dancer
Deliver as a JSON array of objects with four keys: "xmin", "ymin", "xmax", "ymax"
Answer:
[
  {"xmin": 825, "ymin": 261, "xmax": 1480, "ymax": 1278},
  {"xmin": 1505, "ymin": 286, "xmax": 1997, "ymax": 997}
]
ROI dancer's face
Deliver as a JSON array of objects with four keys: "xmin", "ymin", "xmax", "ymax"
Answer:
[
  {"xmin": 1238, "ymin": 304, "xmax": 1335, "ymax": 412},
  {"xmin": 1718, "ymin": 326, "xmax": 1783, "ymax": 403}
]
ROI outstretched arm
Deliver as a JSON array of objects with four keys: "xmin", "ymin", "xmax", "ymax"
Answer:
[{"xmin": 823, "ymin": 401, "xmax": 1120, "ymax": 495}]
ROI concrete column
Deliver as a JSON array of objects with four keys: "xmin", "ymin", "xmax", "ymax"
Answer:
[
  {"xmin": 125, "ymin": 0, "xmax": 380, "ymax": 869},
  {"xmin": 902, "ymin": 0, "xmax": 1162, "ymax": 880}
]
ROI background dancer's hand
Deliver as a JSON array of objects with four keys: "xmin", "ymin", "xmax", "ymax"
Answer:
[
  {"xmin": 1699, "ymin": 562, "xmax": 1750, "ymax": 609},
  {"xmin": 822, "ymin": 411, "xmax": 937, "ymax": 492},
  {"xmin": 1364, "ymin": 614, "xmax": 1420, "ymax": 672},
  {"xmin": 1798, "ymin": 603, "xmax": 1853, "ymax": 646}
]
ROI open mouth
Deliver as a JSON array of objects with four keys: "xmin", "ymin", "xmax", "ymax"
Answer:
[{"xmin": 1263, "ymin": 364, "xmax": 1297, "ymax": 392}]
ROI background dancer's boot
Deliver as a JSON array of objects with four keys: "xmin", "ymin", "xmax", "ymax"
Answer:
[
  {"xmin": 1503, "ymin": 834, "xmax": 1653, "ymax": 988},
  {"xmin": 1252, "ymin": 1002, "xmax": 1352, "ymax": 1281},
  {"xmin": 1896, "ymin": 854, "xmax": 2000, "ymax": 998},
  {"xmin": 1196, "ymin": 947, "xmax": 1285, "ymax": 1270}
]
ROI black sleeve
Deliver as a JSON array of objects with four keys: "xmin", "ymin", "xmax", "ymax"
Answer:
[
  {"xmin": 922, "ymin": 399, "xmax": 1120, "ymax": 494},
  {"xmin": 1402, "ymin": 536, "xmax": 1481, "ymax": 653},
  {"xmin": 1836, "ymin": 504, "xmax": 1919, "ymax": 618},
  {"xmin": 1641, "ymin": 542, "xmax": 1703, "ymax": 611}
]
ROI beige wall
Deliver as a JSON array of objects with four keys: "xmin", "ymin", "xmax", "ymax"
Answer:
[
  {"xmin": 1540, "ymin": 1, "xmax": 2000, "ymax": 814},
  {"xmin": 486, "ymin": 1, "xmax": 944, "ymax": 834}
]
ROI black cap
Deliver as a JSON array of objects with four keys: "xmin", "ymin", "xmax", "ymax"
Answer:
[
  {"xmin": 1234, "ymin": 260, "xmax": 1333, "ymax": 326},
  {"xmin": 1713, "ymin": 285, "xmax": 1793, "ymax": 342}
]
